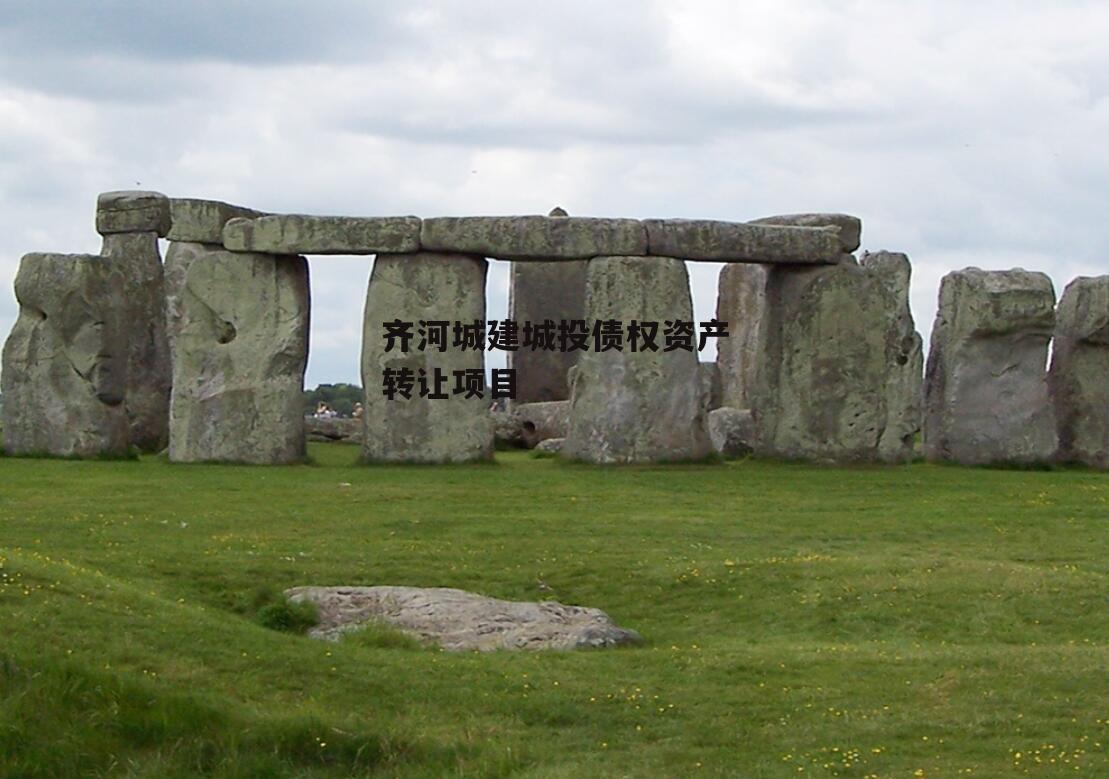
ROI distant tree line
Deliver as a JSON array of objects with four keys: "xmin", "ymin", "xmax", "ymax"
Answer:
[{"xmin": 303, "ymin": 383, "xmax": 362, "ymax": 417}]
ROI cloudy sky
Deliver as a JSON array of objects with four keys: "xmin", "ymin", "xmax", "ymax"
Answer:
[{"xmin": 1, "ymin": 0, "xmax": 1106, "ymax": 387}]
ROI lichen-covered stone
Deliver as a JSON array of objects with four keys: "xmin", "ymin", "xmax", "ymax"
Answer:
[
  {"xmin": 564, "ymin": 256, "xmax": 711, "ymax": 463},
  {"xmin": 1049, "ymin": 275, "xmax": 1109, "ymax": 468},
  {"xmin": 1, "ymin": 253, "xmax": 129, "ymax": 457},
  {"xmin": 96, "ymin": 190, "xmax": 171, "ymax": 237},
  {"xmin": 534, "ymin": 437, "xmax": 564, "ymax": 454},
  {"xmin": 305, "ymin": 416, "xmax": 363, "ymax": 443},
  {"xmin": 101, "ymin": 232, "xmax": 171, "ymax": 451},
  {"xmin": 644, "ymin": 219, "xmax": 841, "ymax": 263},
  {"xmin": 168, "ymin": 248, "xmax": 309, "ymax": 463},
  {"xmin": 169, "ymin": 198, "xmax": 265, "ymax": 243},
  {"xmin": 286, "ymin": 586, "xmax": 642, "ymax": 651},
  {"xmin": 224, "ymin": 215, "xmax": 420, "ymax": 255},
  {"xmin": 507, "ymin": 208, "xmax": 588, "ymax": 402},
  {"xmin": 717, "ymin": 255, "xmax": 923, "ymax": 463},
  {"xmin": 748, "ymin": 213, "xmax": 862, "ymax": 253},
  {"xmin": 699, "ymin": 361, "xmax": 723, "ymax": 412},
  {"xmin": 360, "ymin": 252, "xmax": 493, "ymax": 463},
  {"xmin": 924, "ymin": 268, "xmax": 1057, "ymax": 465},
  {"xmin": 420, "ymin": 216, "xmax": 647, "ymax": 260}
]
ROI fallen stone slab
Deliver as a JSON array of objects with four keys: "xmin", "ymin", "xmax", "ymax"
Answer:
[
  {"xmin": 644, "ymin": 219, "xmax": 841, "ymax": 263},
  {"xmin": 1049, "ymin": 275, "xmax": 1109, "ymax": 468},
  {"xmin": 169, "ymin": 198, "xmax": 265, "ymax": 243},
  {"xmin": 420, "ymin": 215, "xmax": 647, "ymax": 260},
  {"xmin": 285, "ymin": 586, "xmax": 642, "ymax": 651},
  {"xmin": 534, "ymin": 437, "xmax": 564, "ymax": 454},
  {"xmin": 223, "ymin": 214, "xmax": 421, "ymax": 255},
  {"xmin": 748, "ymin": 213, "xmax": 862, "ymax": 253},
  {"xmin": 305, "ymin": 416, "xmax": 363, "ymax": 443},
  {"xmin": 2, "ymin": 253, "xmax": 129, "ymax": 457},
  {"xmin": 96, "ymin": 190, "xmax": 171, "ymax": 237},
  {"xmin": 924, "ymin": 268, "xmax": 1057, "ymax": 465}
]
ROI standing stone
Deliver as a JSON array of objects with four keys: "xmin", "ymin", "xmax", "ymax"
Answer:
[
  {"xmin": 100, "ymin": 232, "xmax": 171, "ymax": 451},
  {"xmin": 168, "ymin": 248, "xmax": 309, "ymax": 464},
  {"xmin": 716, "ymin": 263, "xmax": 772, "ymax": 410},
  {"xmin": 1, "ymin": 253, "xmax": 129, "ymax": 457},
  {"xmin": 361, "ymin": 252, "xmax": 492, "ymax": 463},
  {"xmin": 1049, "ymin": 276, "xmax": 1109, "ymax": 468},
  {"xmin": 860, "ymin": 251, "xmax": 924, "ymax": 462},
  {"xmin": 508, "ymin": 207, "xmax": 588, "ymax": 403},
  {"xmin": 924, "ymin": 268, "xmax": 1057, "ymax": 465},
  {"xmin": 563, "ymin": 256, "xmax": 711, "ymax": 463},
  {"xmin": 716, "ymin": 254, "xmax": 923, "ymax": 463}
]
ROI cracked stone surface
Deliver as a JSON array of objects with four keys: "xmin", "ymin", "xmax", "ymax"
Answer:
[{"xmin": 286, "ymin": 585, "xmax": 643, "ymax": 651}]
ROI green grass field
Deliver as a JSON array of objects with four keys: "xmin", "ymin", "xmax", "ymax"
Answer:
[{"xmin": 1, "ymin": 445, "xmax": 1106, "ymax": 777}]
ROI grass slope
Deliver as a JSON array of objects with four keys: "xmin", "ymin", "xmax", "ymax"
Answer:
[{"xmin": 1, "ymin": 445, "xmax": 1106, "ymax": 777}]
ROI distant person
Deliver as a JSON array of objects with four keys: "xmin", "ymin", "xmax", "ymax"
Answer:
[{"xmin": 351, "ymin": 402, "xmax": 363, "ymax": 419}]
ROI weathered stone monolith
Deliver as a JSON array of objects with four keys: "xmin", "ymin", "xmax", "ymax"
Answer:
[
  {"xmin": 716, "ymin": 253, "xmax": 922, "ymax": 462},
  {"xmin": 1, "ymin": 253, "xmax": 129, "ymax": 457},
  {"xmin": 563, "ymin": 256, "xmax": 711, "ymax": 463},
  {"xmin": 168, "ymin": 248, "xmax": 309, "ymax": 463},
  {"xmin": 360, "ymin": 252, "xmax": 493, "ymax": 463},
  {"xmin": 99, "ymin": 231, "xmax": 171, "ymax": 451},
  {"xmin": 1048, "ymin": 276, "xmax": 1109, "ymax": 468},
  {"xmin": 923, "ymin": 268, "xmax": 1057, "ymax": 465},
  {"xmin": 507, "ymin": 207, "xmax": 588, "ymax": 403}
]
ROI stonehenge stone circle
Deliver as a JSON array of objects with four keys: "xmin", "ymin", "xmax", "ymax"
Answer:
[
  {"xmin": 168, "ymin": 246, "xmax": 310, "ymax": 464},
  {"xmin": 507, "ymin": 207, "xmax": 588, "ymax": 403},
  {"xmin": 7, "ymin": 192, "xmax": 1098, "ymax": 469},
  {"xmin": 2, "ymin": 253, "xmax": 129, "ymax": 457},
  {"xmin": 100, "ymin": 231, "xmax": 172, "ymax": 452},
  {"xmin": 421, "ymin": 215, "xmax": 647, "ymax": 260},
  {"xmin": 224, "ymin": 214, "xmax": 421, "ymax": 256},
  {"xmin": 716, "ymin": 250, "xmax": 923, "ymax": 463},
  {"xmin": 643, "ymin": 219, "xmax": 842, "ymax": 263},
  {"xmin": 95, "ymin": 190, "xmax": 171, "ymax": 237},
  {"xmin": 286, "ymin": 585, "xmax": 643, "ymax": 651},
  {"xmin": 168, "ymin": 198, "xmax": 265, "ymax": 243},
  {"xmin": 563, "ymin": 256, "xmax": 712, "ymax": 463},
  {"xmin": 360, "ymin": 252, "xmax": 493, "ymax": 463},
  {"xmin": 924, "ymin": 268, "xmax": 1057, "ymax": 465},
  {"xmin": 1048, "ymin": 276, "xmax": 1109, "ymax": 468}
]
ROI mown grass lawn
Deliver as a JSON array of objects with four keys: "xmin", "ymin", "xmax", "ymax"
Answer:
[{"xmin": 1, "ymin": 445, "xmax": 1106, "ymax": 777}]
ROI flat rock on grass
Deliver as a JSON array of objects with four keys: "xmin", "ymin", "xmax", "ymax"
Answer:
[{"xmin": 285, "ymin": 586, "xmax": 642, "ymax": 651}]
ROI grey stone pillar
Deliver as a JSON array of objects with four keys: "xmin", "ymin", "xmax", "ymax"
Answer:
[
  {"xmin": 715, "ymin": 251, "xmax": 922, "ymax": 463},
  {"xmin": 1049, "ymin": 275, "xmax": 1108, "ymax": 468},
  {"xmin": 507, "ymin": 207, "xmax": 588, "ymax": 403},
  {"xmin": 923, "ymin": 268, "xmax": 1057, "ymax": 465},
  {"xmin": 96, "ymin": 191, "xmax": 172, "ymax": 451},
  {"xmin": 167, "ymin": 245, "xmax": 309, "ymax": 463},
  {"xmin": 360, "ymin": 252, "xmax": 493, "ymax": 463},
  {"xmin": 563, "ymin": 256, "xmax": 711, "ymax": 463},
  {"xmin": 1, "ymin": 253, "xmax": 130, "ymax": 457}
]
